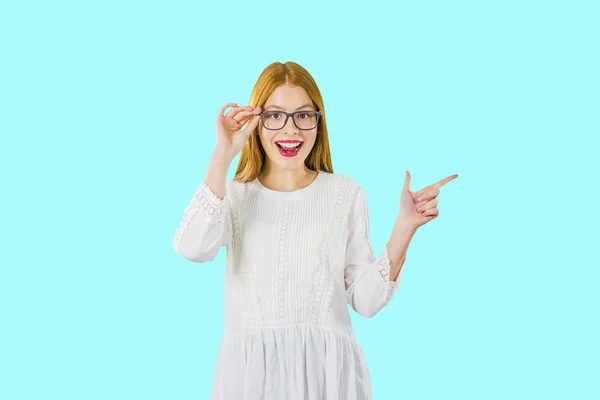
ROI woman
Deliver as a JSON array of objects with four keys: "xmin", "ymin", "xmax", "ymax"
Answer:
[{"xmin": 173, "ymin": 61, "xmax": 458, "ymax": 399}]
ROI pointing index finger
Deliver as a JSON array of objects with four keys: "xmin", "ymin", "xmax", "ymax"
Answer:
[{"xmin": 433, "ymin": 174, "xmax": 459, "ymax": 188}]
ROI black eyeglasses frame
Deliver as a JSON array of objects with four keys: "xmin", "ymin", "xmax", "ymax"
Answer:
[{"xmin": 258, "ymin": 110, "xmax": 322, "ymax": 131}]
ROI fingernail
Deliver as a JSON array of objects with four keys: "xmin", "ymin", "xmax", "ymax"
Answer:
[
  {"xmin": 417, "ymin": 196, "xmax": 423, "ymax": 202},
  {"xmin": 417, "ymin": 207, "xmax": 422, "ymax": 212}
]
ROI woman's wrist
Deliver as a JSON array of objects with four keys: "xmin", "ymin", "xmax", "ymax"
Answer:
[{"xmin": 211, "ymin": 147, "xmax": 235, "ymax": 165}]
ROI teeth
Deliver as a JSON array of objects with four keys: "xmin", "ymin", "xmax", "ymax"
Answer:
[{"xmin": 277, "ymin": 142, "xmax": 302, "ymax": 148}]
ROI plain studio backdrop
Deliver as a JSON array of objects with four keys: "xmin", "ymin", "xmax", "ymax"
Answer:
[{"xmin": 1, "ymin": 0, "xmax": 597, "ymax": 399}]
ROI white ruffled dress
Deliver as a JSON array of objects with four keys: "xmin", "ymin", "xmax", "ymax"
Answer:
[{"xmin": 173, "ymin": 171, "xmax": 403, "ymax": 400}]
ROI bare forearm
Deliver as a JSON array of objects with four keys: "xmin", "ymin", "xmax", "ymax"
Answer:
[
  {"xmin": 386, "ymin": 218, "xmax": 418, "ymax": 281},
  {"xmin": 203, "ymin": 148, "xmax": 234, "ymax": 200}
]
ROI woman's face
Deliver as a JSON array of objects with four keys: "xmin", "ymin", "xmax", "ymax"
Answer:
[{"xmin": 258, "ymin": 83, "xmax": 318, "ymax": 172}]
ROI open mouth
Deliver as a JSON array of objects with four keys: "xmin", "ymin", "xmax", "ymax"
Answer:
[{"xmin": 275, "ymin": 141, "xmax": 304, "ymax": 157}]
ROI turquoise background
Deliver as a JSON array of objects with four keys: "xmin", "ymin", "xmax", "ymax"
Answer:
[{"xmin": 1, "ymin": 0, "xmax": 598, "ymax": 398}]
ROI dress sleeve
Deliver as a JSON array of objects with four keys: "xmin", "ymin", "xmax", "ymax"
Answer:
[
  {"xmin": 344, "ymin": 186, "xmax": 403, "ymax": 318},
  {"xmin": 172, "ymin": 180, "xmax": 231, "ymax": 263}
]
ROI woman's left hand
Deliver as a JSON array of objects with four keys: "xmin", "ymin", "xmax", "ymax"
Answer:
[{"xmin": 398, "ymin": 171, "xmax": 458, "ymax": 229}]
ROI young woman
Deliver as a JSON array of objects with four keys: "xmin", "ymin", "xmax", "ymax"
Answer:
[{"xmin": 173, "ymin": 61, "xmax": 457, "ymax": 399}]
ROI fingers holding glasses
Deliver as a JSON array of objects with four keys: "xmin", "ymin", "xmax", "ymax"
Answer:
[
  {"xmin": 218, "ymin": 105, "xmax": 252, "ymax": 129},
  {"xmin": 225, "ymin": 105, "xmax": 253, "ymax": 120},
  {"xmin": 216, "ymin": 103, "xmax": 263, "ymax": 136},
  {"xmin": 217, "ymin": 103, "xmax": 238, "ymax": 119},
  {"xmin": 233, "ymin": 108, "xmax": 262, "ymax": 124}
]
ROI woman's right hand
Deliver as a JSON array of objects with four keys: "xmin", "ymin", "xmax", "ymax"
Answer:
[{"xmin": 215, "ymin": 102, "xmax": 262, "ymax": 159}]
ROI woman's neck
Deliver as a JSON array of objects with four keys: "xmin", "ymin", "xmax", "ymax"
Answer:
[{"xmin": 257, "ymin": 166, "xmax": 319, "ymax": 193}]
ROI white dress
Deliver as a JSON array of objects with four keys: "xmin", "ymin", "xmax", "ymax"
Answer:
[{"xmin": 172, "ymin": 170, "xmax": 403, "ymax": 400}]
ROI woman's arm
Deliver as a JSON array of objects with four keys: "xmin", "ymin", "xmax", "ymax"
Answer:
[
  {"xmin": 203, "ymin": 148, "xmax": 234, "ymax": 199},
  {"xmin": 344, "ymin": 186, "xmax": 415, "ymax": 318},
  {"xmin": 172, "ymin": 149, "xmax": 234, "ymax": 262},
  {"xmin": 386, "ymin": 218, "xmax": 417, "ymax": 281}
]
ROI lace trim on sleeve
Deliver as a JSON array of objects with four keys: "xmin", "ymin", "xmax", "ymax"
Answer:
[
  {"xmin": 377, "ymin": 245, "xmax": 402, "ymax": 302},
  {"xmin": 377, "ymin": 245, "xmax": 392, "ymax": 281},
  {"xmin": 191, "ymin": 181, "xmax": 226, "ymax": 219}
]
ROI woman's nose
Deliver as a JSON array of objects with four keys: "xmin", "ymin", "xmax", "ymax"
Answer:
[{"xmin": 282, "ymin": 115, "xmax": 298, "ymax": 133}]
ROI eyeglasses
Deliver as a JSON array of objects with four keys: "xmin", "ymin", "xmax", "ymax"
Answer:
[{"xmin": 259, "ymin": 110, "xmax": 322, "ymax": 130}]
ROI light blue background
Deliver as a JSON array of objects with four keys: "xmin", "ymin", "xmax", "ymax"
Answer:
[{"xmin": 1, "ymin": 0, "xmax": 598, "ymax": 399}]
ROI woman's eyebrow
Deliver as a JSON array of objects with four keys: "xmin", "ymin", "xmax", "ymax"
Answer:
[{"xmin": 264, "ymin": 103, "xmax": 315, "ymax": 110}]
